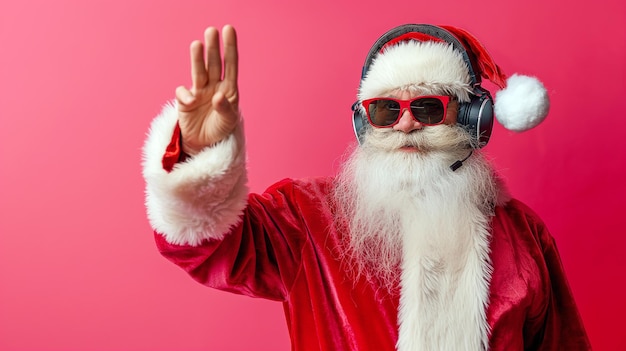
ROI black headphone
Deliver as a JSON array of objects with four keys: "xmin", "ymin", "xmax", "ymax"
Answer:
[{"xmin": 352, "ymin": 24, "xmax": 494, "ymax": 147}]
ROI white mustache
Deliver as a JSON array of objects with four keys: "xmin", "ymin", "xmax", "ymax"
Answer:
[{"xmin": 362, "ymin": 125, "xmax": 473, "ymax": 152}]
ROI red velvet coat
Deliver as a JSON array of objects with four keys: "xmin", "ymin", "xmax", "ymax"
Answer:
[
  {"xmin": 143, "ymin": 107, "xmax": 590, "ymax": 350},
  {"xmin": 154, "ymin": 176, "xmax": 590, "ymax": 350}
]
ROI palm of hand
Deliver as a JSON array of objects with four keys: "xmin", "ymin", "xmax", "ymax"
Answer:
[{"xmin": 175, "ymin": 26, "xmax": 239, "ymax": 155}]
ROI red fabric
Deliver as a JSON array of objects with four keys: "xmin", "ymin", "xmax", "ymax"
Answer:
[
  {"xmin": 440, "ymin": 25, "xmax": 508, "ymax": 89},
  {"xmin": 154, "ymin": 177, "xmax": 591, "ymax": 351},
  {"xmin": 162, "ymin": 123, "xmax": 189, "ymax": 172}
]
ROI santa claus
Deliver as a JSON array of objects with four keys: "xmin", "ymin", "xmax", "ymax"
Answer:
[{"xmin": 142, "ymin": 24, "xmax": 591, "ymax": 350}]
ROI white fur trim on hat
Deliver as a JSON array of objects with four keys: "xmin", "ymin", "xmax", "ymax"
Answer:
[
  {"xmin": 494, "ymin": 74, "xmax": 550, "ymax": 132},
  {"xmin": 358, "ymin": 41, "xmax": 473, "ymax": 102}
]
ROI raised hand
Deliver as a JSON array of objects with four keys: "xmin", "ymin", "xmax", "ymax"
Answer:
[{"xmin": 175, "ymin": 25, "xmax": 239, "ymax": 155}]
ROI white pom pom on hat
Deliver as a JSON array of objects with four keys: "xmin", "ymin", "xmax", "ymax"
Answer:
[
  {"xmin": 494, "ymin": 74, "xmax": 550, "ymax": 132},
  {"xmin": 435, "ymin": 25, "xmax": 550, "ymax": 132},
  {"xmin": 361, "ymin": 25, "xmax": 550, "ymax": 132}
]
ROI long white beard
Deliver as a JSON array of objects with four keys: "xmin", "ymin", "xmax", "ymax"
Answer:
[
  {"xmin": 333, "ymin": 125, "xmax": 500, "ymax": 292},
  {"xmin": 334, "ymin": 125, "xmax": 503, "ymax": 350}
]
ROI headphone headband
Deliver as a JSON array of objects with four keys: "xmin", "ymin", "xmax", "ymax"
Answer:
[{"xmin": 360, "ymin": 24, "xmax": 481, "ymax": 88}]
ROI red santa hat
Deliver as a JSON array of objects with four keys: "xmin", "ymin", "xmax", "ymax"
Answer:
[{"xmin": 358, "ymin": 25, "xmax": 550, "ymax": 132}]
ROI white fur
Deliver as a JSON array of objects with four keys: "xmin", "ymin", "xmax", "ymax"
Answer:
[
  {"xmin": 359, "ymin": 41, "xmax": 473, "ymax": 102},
  {"xmin": 334, "ymin": 126, "xmax": 504, "ymax": 350},
  {"xmin": 495, "ymin": 74, "xmax": 550, "ymax": 132},
  {"xmin": 141, "ymin": 101, "xmax": 248, "ymax": 246},
  {"xmin": 396, "ymin": 192, "xmax": 493, "ymax": 351},
  {"xmin": 392, "ymin": 154, "xmax": 494, "ymax": 351}
]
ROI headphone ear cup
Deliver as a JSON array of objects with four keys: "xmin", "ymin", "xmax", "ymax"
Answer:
[
  {"xmin": 352, "ymin": 102, "xmax": 367, "ymax": 145},
  {"xmin": 457, "ymin": 94, "xmax": 494, "ymax": 148}
]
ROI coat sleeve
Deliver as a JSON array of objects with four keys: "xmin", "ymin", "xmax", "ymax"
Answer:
[
  {"xmin": 522, "ymin": 208, "xmax": 592, "ymax": 350},
  {"xmin": 153, "ymin": 182, "xmax": 308, "ymax": 301},
  {"xmin": 142, "ymin": 102, "xmax": 305, "ymax": 301}
]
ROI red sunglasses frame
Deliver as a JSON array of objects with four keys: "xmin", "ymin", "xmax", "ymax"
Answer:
[{"xmin": 361, "ymin": 95, "xmax": 451, "ymax": 128}]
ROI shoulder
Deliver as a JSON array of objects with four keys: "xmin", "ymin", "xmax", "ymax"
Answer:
[
  {"xmin": 262, "ymin": 177, "xmax": 335, "ymax": 199},
  {"xmin": 247, "ymin": 177, "xmax": 335, "ymax": 212},
  {"xmin": 492, "ymin": 198, "xmax": 555, "ymax": 254},
  {"xmin": 245, "ymin": 177, "xmax": 338, "ymax": 245},
  {"xmin": 496, "ymin": 198, "xmax": 547, "ymax": 231}
]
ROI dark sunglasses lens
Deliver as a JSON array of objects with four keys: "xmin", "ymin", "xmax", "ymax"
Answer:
[
  {"xmin": 367, "ymin": 99, "xmax": 401, "ymax": 126},
  {"xmin": 410, "ymin": 98, "xmax": 445, "ymax": 124}
]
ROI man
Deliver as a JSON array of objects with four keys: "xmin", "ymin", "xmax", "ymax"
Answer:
[{"xmin": 142, "ymin": 24, "xmax": 591, "ymax": 350}]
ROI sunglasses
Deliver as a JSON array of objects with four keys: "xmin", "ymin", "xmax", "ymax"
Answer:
[{"xmin": 361, "ymin": 96, "xmax": 451, "ymax": 127}]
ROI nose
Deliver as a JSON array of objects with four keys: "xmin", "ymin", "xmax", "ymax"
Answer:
[{"xmin": 392, "ymin": 108, "xmax": 423, "ymax": 133}]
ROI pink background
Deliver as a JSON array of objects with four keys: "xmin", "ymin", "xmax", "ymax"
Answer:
[{"xmin": 1, "ymin": 0, "xmax": 624, "ymax": 350}]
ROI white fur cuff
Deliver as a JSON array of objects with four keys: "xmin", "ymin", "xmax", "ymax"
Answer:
[{"xmin": 142, "ymin": 101, "xmax": 249, "ymax": 246}]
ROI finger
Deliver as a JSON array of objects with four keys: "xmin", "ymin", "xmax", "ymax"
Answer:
[
  {"xmin": 175, "ymin": 85, "xmax": 195, "ymax": 106},
  {"xmin": 190, "ymin": 40, "xmax": 207, "ymax": 91},
  {"xmin": 212, "ymin": 91, "xmax": 239, "ymax": 135},
  {"xmin": 222, "ymin": 25, "xmax": 238, "ymax": 85},
  {"xmin": 212, "ymin": 91, "xmax": 229, "ymax": 112},
  {"xmin": 205, "ymin": 27, "xmax": 222, "ymax": 86},
  {"xmin": 213, "ymin": 91, "xmax": 239, "ymax": 120}
]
